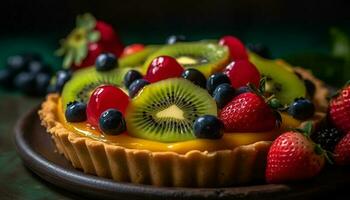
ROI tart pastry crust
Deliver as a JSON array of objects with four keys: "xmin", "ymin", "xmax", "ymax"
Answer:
[{"xmin": 38, "ymin": 67, "xmax": 329, "ymax": 187}]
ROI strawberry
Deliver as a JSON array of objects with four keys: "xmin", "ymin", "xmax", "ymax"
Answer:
[
  {"xmin": 56, "ymin": 13, "xmax": 124, "ymax": 70},
  {"xmin": 219, "ymin": 92, "xmax": 279, "ymax": 132},
  {"xmin": 334, "ymin": 131, "xmax": 350, "ymax": 165},
  {"xmin": 266, "ymin": 125, "xmax": 326, "ymax": 183},
  {"xmin": 329, "ymin": 83, "xmax": 350, "ymax": 133}
]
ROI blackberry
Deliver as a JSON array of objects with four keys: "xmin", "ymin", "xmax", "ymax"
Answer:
[{"xmin": 312, "ymin": 127, "xmax": 342, "ymax": 151}]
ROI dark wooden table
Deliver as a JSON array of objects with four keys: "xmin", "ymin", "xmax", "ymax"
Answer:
[{"xmin": 0, "ymin": 93, "xmax": 85, "ymax": 199}]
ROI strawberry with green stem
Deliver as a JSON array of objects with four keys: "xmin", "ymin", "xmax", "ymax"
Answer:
[
  {"xmin": 219, "ymin": 79, "xmax": 282, "ymax": 132},
  {"xmin": 266, "ymin": 122, "xmax": 328, "ymax": 183},
  {"xmin": 56, "ymin": 13, "xmax": 124, "ymax": 70}
]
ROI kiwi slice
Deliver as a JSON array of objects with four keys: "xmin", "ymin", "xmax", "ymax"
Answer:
[
  {"xmin": 119, "ymin": 45, "xmax": 160, "ymax": 68},
  {"xmin": 249, "ymin": 52, "xmax": 306, "ymax": 105},
  {"xmin": 126, "ymin": 78, "xmax": 217, "ymax": 142},
  {"xmin": 142, "ymin": 42, "xmax": 229, "ymax": 77},
  {"xmin": 61, "ymin": 66, "xmax": 131, "ymax": 109}
]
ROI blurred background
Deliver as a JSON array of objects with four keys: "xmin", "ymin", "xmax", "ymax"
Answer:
[{"xmin": 0, "ymin": 0, "xmax": 349, "ymax": 87}]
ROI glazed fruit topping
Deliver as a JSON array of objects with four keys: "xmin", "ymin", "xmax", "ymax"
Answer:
[
  {"xmin": 128, "ymin": 79, "xmax": 150, "ymax": 98},
  {"xmin": 219, "ymin": 92, "xmax": 278, "ymax": 132},
  {"xmin": 224, "ymin": 60, "xmax": 261, "ymax": 89},
  {"xmin": 166, "ymin": 35, "xmax": 187, "ymax": 44},
  {"xmin": 65, "ymin": 101, "xmax": 87, "ymax": 122},
  {"xmin": 87, "ymin": 85, "xmax": 129, "ymax": 127},
  {"xmin": 145, "ymin": 56, "xmax": 184, "ymax": 83},
  {"xmin": 206, "ymin": 72, "xmax": 231, "ymax": 95},
  {"xmin": 181, "ymin": 68, "xmax": 206, "ymax": 88},
  {"xmin": 213, "ymin": 83, "xmax": 236, "ymax": 109},
  {"xmin": 95, "ymin": 53, "xmax": 118, "ymax": 71},
  {"xmin": 193, "ymin": 115, "xmax": 224, "ymax": 139},
  {"xmin": 219, "ymin": 35, "xmax": 248, "ymax": 61},
  {"xmin": 124, "ymin": 69, "xmax": 143, "ymax": 88},
  {"xmin": 99, "ymin": 108, "xmax": 126, "ymax": 135},
  {"xmin": 287, "ymin": 98, "xmax": 315, "ymax": 120},
  {"xmin": 121, "ymin": 44, "xmax": 145, "ymax": 57},
  {"xmin": 266, "ymin": 124, "xmax": 326, "ymax": 183}
]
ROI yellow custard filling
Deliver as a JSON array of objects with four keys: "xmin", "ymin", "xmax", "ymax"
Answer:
[{"xmin": 57, "ymin": 99, "xmax": 301, "ymax": 154}]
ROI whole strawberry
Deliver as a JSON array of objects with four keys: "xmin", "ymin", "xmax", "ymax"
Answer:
[
  {"xmin": 56, "ymin": 13, "xmax": 124, "ymax": 70},
  {"xmin": 266, "ymin": 126, "xmax": 326, "ymax": 183},
  {"xmin": 334, "ymin": 131, "xmax": 350, "ymax": 165},
  {"xmin": 329, "ymin": 83, "xmax": 350, "ymax": 133},
  {"xmin": 219, "ymin": 92, "xmax": 278, "ymax": 132}
]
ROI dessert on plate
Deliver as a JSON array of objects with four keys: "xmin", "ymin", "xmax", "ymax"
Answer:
[{"xmin": 39, "ymin": 14, "xmax": 350, "ymax": 187}]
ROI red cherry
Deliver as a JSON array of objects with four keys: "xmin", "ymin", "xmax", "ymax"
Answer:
[
  {"xmin": 86, "ymin": 85, "xmax": 129, "ymax": 127},
  {"xmin": 121, "ymin": 44, "xmax": 145, "ymax": 57},
  {"xmin": 145, "ymin": 56, "xmax": 184, "ymax": 83},
  {"xmin": 219, "ymin": 35, "xmax": 248, "ymax": 61},
  {"xmin": 224, "ymin": 60, "xmax": 261, "ymax": 88}
]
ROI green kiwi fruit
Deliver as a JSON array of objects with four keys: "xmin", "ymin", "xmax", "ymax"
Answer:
[
  {"xmin": 142, "ymin": 42, "xmax": 229, "ymax": 77},
  {"xmin": 249, "ymin": 52, "xmax": 306, "ymax": 105},
  {"xmin": 61, "ymin": 66, "xmax": 131, "ymax": 109},
  {"xmin": 126, "ymin": 78, "xmax": 217, "ymax": 142},
  {"xmin": 119, "ymin": 45, "xmax": 160, "ymax": 68}
]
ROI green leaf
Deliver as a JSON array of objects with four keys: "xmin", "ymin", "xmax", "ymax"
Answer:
[
  {"xmin": 63, "ymin": 50, "xmax": 74, "ymax": 68},
  {"xmin": 88, "ymin": 31, "xmax": 100, "ymax": 43},
  {"xmin": 76, "ymin": 13, "xmax": 96, "ymax": 30},
  {"xmin": 301, "ymin": 121, "xmax": 313, "ymax": 137}
]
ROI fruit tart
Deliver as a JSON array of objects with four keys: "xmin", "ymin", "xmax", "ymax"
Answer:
[{"xmin": 39, "ymin": 34, "xmax": 332, "ymax": 187}]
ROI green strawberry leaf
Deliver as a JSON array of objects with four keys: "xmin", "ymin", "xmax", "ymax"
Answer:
[{"xmin": 88, "ymin": 31, "xmax": 100, "ymax": 43}]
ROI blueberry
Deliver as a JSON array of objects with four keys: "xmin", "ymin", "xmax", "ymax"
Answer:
[
  {"xmin": 128, "ymin": 79, "xmax": 150, "ymax": 98},
  {"xmin": 181, "ymin": 68, "xmax": 206, "ymax": 88},
  {"xmin": 95, "ymin": 53, "xmax": 117, "ymax": 71},
  {"xmin": 14, "ymin": 72, "xmax": 37, "ymax": 95},
  {"xmin": 213, "ymin": 83, "xmax": 235, "ymax": 109},
  {"xmin": 55, "ymin": 70, "xmax": 72, "ymax": 93},
  {"xmin": 6, "ymin": 55, "xmax": 27, "ymax": 73},
  {"xmin": 166, "ymin": 35, "xmax": 187, "ymax": 44},
  {"xmin": 124, "ymin": 70, "xmax": 143, "ymax": 88},
  {"xmin": 28, "ymin": 61, "xmax": 51, "ymax": 75},
  {"xmin": 235, "ymin": 86, "xmax": 251, "ymax": 96},
  {"xmin": 193, "ymin": 115, "xmax": 224, "ymax": 139},
  {"xmin": 246, "ymin": 43, "xmax": 271, "ymax": 59},
  {"xmin": 65, "ymin": 101, "xmax": 87, "ymax": 122},
  {"xmin": 288, "ymin": 98, "xmax": 315, "ymax": 120},
  {"xmin": 0, "ymin": 68, "xmax": 15, "ymax": 88},
  {"xmin": 35, "ymin": 73, "xmax": 51, "ymax": 96},
  {"xmin": 206, "ymin": 73, "xmax": 230, "ymax": 95},
  {"xmin": 99, "ymin": 109, "xmax": 126, "ymax": 135},
  {"xmin": 304, "ymin": 79, "xmax": 316, "ymax": 98}
]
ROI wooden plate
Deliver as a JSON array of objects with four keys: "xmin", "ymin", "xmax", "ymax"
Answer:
[{"xmin": 14, "ymin": 106, "xmax": 349, "ymax": 200}]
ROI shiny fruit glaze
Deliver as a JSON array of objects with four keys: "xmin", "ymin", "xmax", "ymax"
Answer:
[
  {"xmin": 219, "ymin": 36, "xmax": 248, "ymax": 61},
  {"xmin": 121, "ymin": 44, "xmax": 145, "ymax": 57},
  {"xmin": 224, "ymin": 60, "xmax": 261, "ymax": 88},
  {"xmin": 86, "ymin": 85, "xmax": 129, "ymax": 127},
  {"xmin": 145, "ymin": 56, "xmax": 184, "ymax": 83}
]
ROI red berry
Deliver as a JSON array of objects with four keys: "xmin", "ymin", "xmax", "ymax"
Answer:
[
  {"xmin": 95, "ymin": 21, "xmax": 124, "ymax": 57},
  {"xmin": 86, "ymin": 85, "xmax": 129, "ymax": 127},
  {"xmin": 334, "ymin": 131, "xmax": 350, "ymax": 166},
  {"xmin": 329, "ymin": 85, "xmax": 350, "ymax": 133},
  {"xmin": 219, "ymin": 92, "xmax": 277, "ymax": 132},
  {"xmin": 224, "ymin": 60, "xmax": 260, "ymax": 88},
  {"xmin": 266, "ymin": 131, "xmax": 325, "ymax": 183},
  {"xmin": 145, "ymin": 56, "xmax": 184, "ymax": 83},
  {"xmin": 219, "ymin": 35, "xmax": 248, "ymax": 61},
  {"xmin": 121, "ymin": 44, "xmax": 145, "ymax": 57},
  {"xmin": 72, "ymin": 43, "xmax": 104, "ymax": 70}
]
